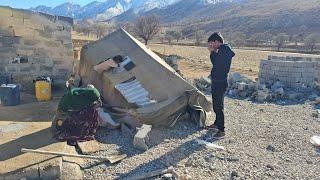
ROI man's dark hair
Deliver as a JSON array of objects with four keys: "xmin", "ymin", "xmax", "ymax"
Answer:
[
  {"xmin": 208, "ymin": 32, "xmax": 224, "ymax": 43},
  {"xmin": 113, "ymin": 55, "xmax": 124, "ymax": 64}
]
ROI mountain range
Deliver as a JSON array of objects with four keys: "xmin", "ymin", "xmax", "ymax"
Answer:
[
  {"xmin": 30, "ymin": 0, "xmax": 320, "ymax": 35},
  {"xmin": 31, "ymin": 0, "xmax": 182, "ymax": 21},
  {"xmin": 31, "ymin": 0, "xmax": 239, "ymax": 21}
]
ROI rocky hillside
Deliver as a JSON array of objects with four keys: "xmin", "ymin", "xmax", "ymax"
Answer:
[
  {"xmin": 142, "ymin": 0, "xmax": 320, "ymax": 35},
  {"xmin": 30, "ymin": 0, "xmax": 320, "ymax": 35}
]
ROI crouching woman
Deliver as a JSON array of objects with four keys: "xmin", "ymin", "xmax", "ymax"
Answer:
[{"xmin": 52, "ymin": 84, "xmax": 101, "ymax": 145}]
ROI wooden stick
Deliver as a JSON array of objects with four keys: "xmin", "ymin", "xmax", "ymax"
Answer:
[{"xmin": 21, "ymin": 148, "xmax": 126, "ymax": 164}]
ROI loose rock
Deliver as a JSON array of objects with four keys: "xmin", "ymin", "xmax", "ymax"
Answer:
[
  {"xmin": 133, "ymin": 124, "xmax": 152, "ymax": 151},
  {"xmin": 266, "ymin": 145, "xmax": 276, "ymax": 152}
]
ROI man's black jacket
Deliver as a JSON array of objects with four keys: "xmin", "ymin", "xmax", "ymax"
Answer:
[{"xmin": 210, "ymin": 44, "xmax": 235, "ymax": 83}]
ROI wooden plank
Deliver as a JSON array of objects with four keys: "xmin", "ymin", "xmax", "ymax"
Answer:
[{"xmin": 21, "ymin": 148, "xmax": 126, "ymax": 164}]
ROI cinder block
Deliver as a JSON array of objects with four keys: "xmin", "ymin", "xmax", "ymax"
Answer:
[{"xmin": 134, "ymin": 124, "xmax": 152, "ymax": 151}]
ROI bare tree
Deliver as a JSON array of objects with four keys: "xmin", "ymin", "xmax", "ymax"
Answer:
[
  {"xmin": 73, "ymin": 23, "xmax": 80, "ymax": 32},
  {"xmin": 273, "ymin": 33, "xmax": 289, "ymax": 51},
  {"xmin": 120, "ymin": 22, "xmax": 135, "ymax": 33},
  {"xmin": 305, "ymin": 33, "xmax": 320, "ymax": 52},
  {"xmin": 159, "ymin": 34, "xmax": 165, "ymax": 44},
  {"xmin": 135, "ymin": 14, "xmax": 161, "ymax": 45},
  {"xmin": 172, "ymin": 30, "xmax": 182, "ymax": 42},
  {"xmin": 292, "ymin": 34, "xmax": 301, "ymax": 47},
  {"xmin": 77, "ymin": 20, "xmax": 94, "ymax": 37},
  {"xmin": 299, "ymin": 25, "xmax": 308, "ymax": 38},
  {"xmin": 232, "ymin": 32, "xmax": 246, "ymax": 48},
  {"xmin": 250, "ymin": 33, "xmax": 266, "ymax": 46},
  {"xmin": 95, "ymin": 24, "xmax": 107, "ymax": 39},
  {"xmin": 195, "ymin": 29, "xmax": 205, "ymax": 46},
  {"xmin": 165, "ymin": 31, "xmax": 173, "ymax": 44},
  {"xmin": 83, "ymin": 27, "xmax": 91, "ymax": 37}
]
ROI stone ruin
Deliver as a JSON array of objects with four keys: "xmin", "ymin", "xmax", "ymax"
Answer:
[
  {"xmin": 259, "ymin": 55, "xmax": 320, "ymax": 92},
  {"xmin": 195, "ymin": 55, "xmax": 320, "ymax": 103},
  {"xmin": 0, "ymin": 6, "xmax": 74, "ymax": 90}
]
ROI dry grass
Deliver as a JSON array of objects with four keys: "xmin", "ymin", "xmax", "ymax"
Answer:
[
  {"xmin": 71, "ymin": 31, "xmax": 98, "ymax": 41},
  {"xmin": 149, "ymin": 44, "xmax": 320, "ymax": 80}
]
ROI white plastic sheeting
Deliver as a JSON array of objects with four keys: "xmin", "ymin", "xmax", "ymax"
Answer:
[{"xmin": 115, "ymin": 79, "xmax": 156, "ymax": 107}]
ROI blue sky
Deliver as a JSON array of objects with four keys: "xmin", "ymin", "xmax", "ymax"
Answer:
[{"xmin": 0, "ymin": 0, "xmax": 100, "ymax": 9}]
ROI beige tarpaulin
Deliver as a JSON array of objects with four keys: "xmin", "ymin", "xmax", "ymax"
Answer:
[{"xmin": 79, "ymin": 28, "xmax": 211, "ymax": 127}]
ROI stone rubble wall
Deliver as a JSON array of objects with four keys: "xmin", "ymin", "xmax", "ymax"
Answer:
[
  {"xmin": 259, "ymin": 55, "xmax": 320, "ymax": 91},
  {"xmin": 0, "ymin": 6, "xmax": 74, "ymax": 90}
]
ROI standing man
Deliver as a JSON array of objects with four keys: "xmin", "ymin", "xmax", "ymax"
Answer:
[{"xmin": 207, "ymin": 32, "xmax": 235, "ymax": 139}]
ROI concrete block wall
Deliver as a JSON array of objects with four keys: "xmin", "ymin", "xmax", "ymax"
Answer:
[
  {"xmin": 259, "ymin": 55, "xmax": 320, "ymax": 90},
  {"xmin": 0, "ymin": 6, "xmax": 74, "ymax": 91}
]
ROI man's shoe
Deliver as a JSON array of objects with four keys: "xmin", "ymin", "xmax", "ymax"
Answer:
[
  {"xmin": 206, "ymin": 124, "xmax": 219, "ymax": 131},
  {"xmin": 212, "ymin": 131, "xmax": 225, "ymax": 140}
]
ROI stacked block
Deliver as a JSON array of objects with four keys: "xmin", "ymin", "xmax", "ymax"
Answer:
[{"xmin": 259, "ymin": 55, "xmax": 320, "ymax": 91}]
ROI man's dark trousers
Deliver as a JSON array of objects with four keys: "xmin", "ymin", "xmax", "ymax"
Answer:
[{"xmin": 211, "ymin": 81, "xmax": 228, "ymax": 132}]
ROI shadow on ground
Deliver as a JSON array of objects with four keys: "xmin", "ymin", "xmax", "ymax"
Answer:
[
  {"xmin": 93, "ymin": 118, "xmax": 215, "ymax": 178},
  {"xmin": 119, "ymin": 127, "xmax": 215, "ymax": 179},
  {"xmin": 0, "ymin": 92, "xmax": 63, "ymax": 122},
  {"xmin": 0, "ymin": 127, "xmax": 57, "ymax": 161}
]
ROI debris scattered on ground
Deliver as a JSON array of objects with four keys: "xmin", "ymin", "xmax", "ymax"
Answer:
[
  {"xmin": 228, "ymin": 72, "xmax": 256, "ymax": 99},
  {"xmin": 196, "ymin": 139, "xmax": 225, "ymax": 151},
  {"xmin": 230, "ymin": 170, "xmax": 239, "ymax": 178},
  {"xmin": 165, "ymin": 55, "xmax": 182, "ymax": 75},
  {"xmin": 314, "ymin": 97, "xmax": 320, "ymax": 105},
  {"xmin": 194, "ymin": 72, "xmax": 320, "ymax": 105},
  {"xmin": 312, "ymin": 110, "xmax": 320, "ymax": 118},
  {"xmin": 310, "ymin": 136, "xmax": 320, "ymax": 147},
  {"xmin": 310, "ymin": 136, "xmax": 320, "ymax": 156},
  {"xmin": 153, "ymin": 51, "xmax": 183, "ymax": 76},
  {"xmin": 266, "ymin": 145, "xmax": 276, "ymax": 152},
  {"xmin": 194, "ymin": 77, "xmax": 211, "ymax": 94},
  {"xmin": 77, "ymin": 141, "xmax": 101, "ymax": 155},
  {"xmin": 128, "ymin": 166, "xmax": 177, "ymax": 180}
]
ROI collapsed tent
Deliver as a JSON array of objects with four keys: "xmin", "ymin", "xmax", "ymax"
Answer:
[{"xmin": 79, "ymin": 28, "xmax": 211, "ymax": 127}]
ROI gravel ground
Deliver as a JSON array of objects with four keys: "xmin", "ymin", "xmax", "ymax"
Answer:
[{"xmin": 83, "ymin": 98, "xmax": 320, "ymax": 179}]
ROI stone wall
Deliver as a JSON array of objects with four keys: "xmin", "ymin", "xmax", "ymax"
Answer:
[
  {"xmin": 0, "ymin": 6, "xmax": 74, "ymax": 91},
  {"xmin": 259, "ymin": 55, "xmax": 320, "ymax": 91}
]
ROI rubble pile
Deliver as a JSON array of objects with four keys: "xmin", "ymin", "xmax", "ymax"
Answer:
[
  {"xmin": 165, "ymin": 55, "xmax": 182, "ymax": 75},
  {"xmin": 194, "ymin": 77, "xmax": 211, "ymax": 94},
  {"xmin": 194, "ymin": 72, "xmax": 320, "ymax": 103},
  {"xmin": 153, "ymin": 51, "xmax": 183, "ymax": 75},
  {"xmin": 228, "ymin": 72, "xmax": 256, "ymax": 99}
]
